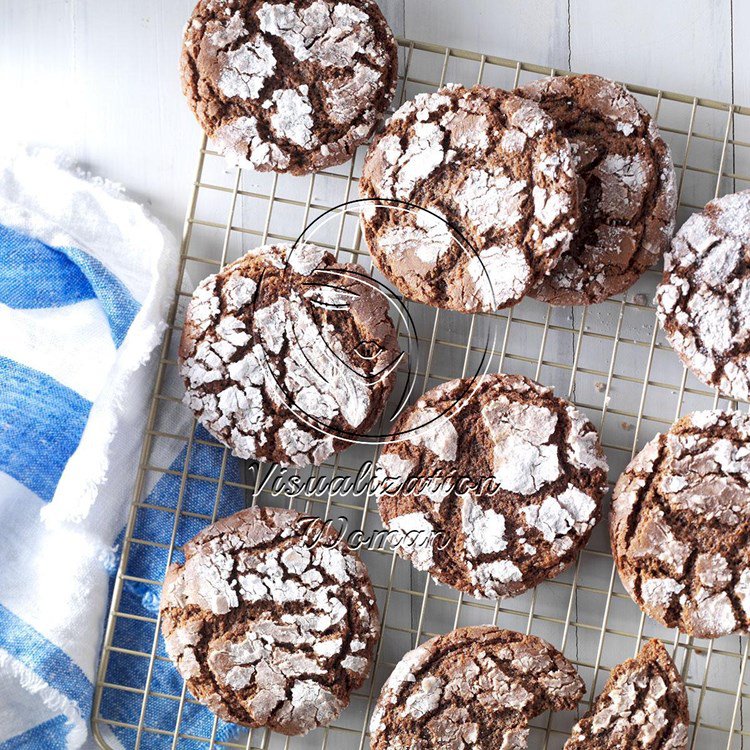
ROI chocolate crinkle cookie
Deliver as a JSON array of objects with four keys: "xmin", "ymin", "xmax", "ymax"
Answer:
[
  {"xmin": 519, "ymin": 74, "xmax": 676, "ymax": 306},
  {"xmin": 359, "ymin": 84, "xmax": 581, "ymax": 312},
  {"xmin": 611, "ymin": 410, "xmax": 750, "ymax": 639},
  {"xmin": 564, "ymin": 639, "xmax": 689, "ymax": 750},
  {"xmin": 374, "ymin": 373, "xmax": 608, "ymax": 600},
  {"xmin": 369, "ymin": 626, "xmax": 585, "ymax": 750},
  {"xmin": 179, "ymin": 243, "xmax": 399, "ymax": 467},
  {"xmin": 181, "ymin": 0, "xmax": 398, "ymax": 174},
  {"xmin": 656, "ymin": 189, "xmax": 750, "ymax": 400},
  {"xmin": 160, "ymin": 506, "xmax": 380, "ymax": 735}
]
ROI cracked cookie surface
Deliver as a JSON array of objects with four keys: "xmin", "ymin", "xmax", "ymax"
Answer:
[
  {"xmin": 369, "ymin": 626, "xmax": 585, "ymax": 750},
  {"xmin": 611, "ymin": 410, "xmax": 750, "ymax": 638},
  {"xmin": 518, "ymin": 74, "xmax": 676, "ymax": 306},
  {"xmin": 179, "ymin": 243, "xmax": 399, "ymax": 467},
  {"xmin": 181, "ymin": 0, "xmax": 398, "ymax": 174},
  {"xmin": 374, "ymin": 373, "xmax": 608, "ymax": 600},
  {"xmin": 359, "ymin": 84, "xmax": 581, "ymax": 312},
  {"xmin": 656, "ymin": 190, "xmax": 750, "ymax": 400},
  {"xmin": 564, "ymin": 639, "xmax": 689, "ymax": 750},
  {"xmin": 160, "ymin": 506, "xmax": 380, "ymax": 735}
]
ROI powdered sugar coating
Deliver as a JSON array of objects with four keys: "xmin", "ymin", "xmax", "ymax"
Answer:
[
  {"xmin": 467, "ymin": 244, "xmax": 532, "ymax": 309},
  {"xmin": 160, "ymin": 507, "xmax": 380, "ymax": 735},
  {"xmin": 370, "ymin": 626, "xmax": 585, "ymax": 750},
  {"xmin": 519, "ymin": 74, "xmax": 677, "ymax": 306},
  {"xmin": 657, "ymin": 190, "xmax": 750, "ymax": 400},
  {"xmin": 388, "ymin": 512, "xmax": 436, "ymax": 572},
  {"xmin": 377, "ymin": 209, "xmax": 454, "ymax": 265},
  {"xmin": 376, "ymin": 373, "xmax": 608, "ymax": 600},
  {"xmin": 564, "ymin": 639, "xmax": 689, "ymax": 750},
  {"xmin": 405, "ymin": 406, "xmax": 459, "ymax": 462},
  {"xmin": 611, "ymin": 409, "xmax": 750, "ymax": 638},
  {"xmin": 523, "ymin": 486, "xmax": 597, "ymax": 543},
  {"xmin": 214, "ymin": 115, "xmax": 291, "ymax": 171},
  {"xmin": 360, "ymin": 84, "xmax": 580, "ymax": 313},
  {"xmin": 482, "ymin": 397, "xmax": 561, "ymax": 495},
  {"xmin": 461, "ymin": 494, "xmax": 508, "ymax": 557},
  {"xmin": 181, "ymin": 0, "xmax": 398, "ymax": 175},
  {"xmin": 270, "ymin": 87, "xmax": 316, "ymax": 148},
  {"xmin": 257, "ymin": 1, "xmax": 375, "ymax": 66},
  {"xmin": 218, "ymin": 33, "xmax": 276, "ymax": 99},
  {"xmin": 179, "ymin": 243, "xmax": 399, "ymax": 468}
]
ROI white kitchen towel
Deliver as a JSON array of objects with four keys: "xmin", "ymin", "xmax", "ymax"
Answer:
[{"xmin": 0, "ymin": 146, "xmax": 183, "ymax": 748}]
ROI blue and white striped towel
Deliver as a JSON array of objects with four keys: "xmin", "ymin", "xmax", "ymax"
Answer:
[{"xmin": 0, "ymin": 146, "xmax": 229, "ymax": 749}]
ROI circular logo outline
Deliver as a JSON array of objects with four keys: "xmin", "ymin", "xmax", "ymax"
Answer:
[{"xmin": 249, "ymin": 198, "xmax": 501, "ymax": 446}]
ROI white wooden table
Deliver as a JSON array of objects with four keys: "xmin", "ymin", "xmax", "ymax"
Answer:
[
  {"xmin": 1, "ymin": 0, "xmax": 746, "ymax": 238},
  {"xmin": 5, "ymin": 4, "xmax": 750, "ymax": 749}
]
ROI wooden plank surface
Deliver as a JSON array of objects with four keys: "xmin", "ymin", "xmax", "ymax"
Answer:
[
  {"xmin": 0, "ymin": 0, "xmax": 743, "ymax": 235},
  {"xmin": 569, "ymin": 0, "xmax": 733, "ymax": 97},
  {"xmin": 3, "ymin": 6, "xmax": 749, "ymax": 747},
  {"xmin": 403, "ymin": 0, "xmax": 571, "ymax": 69}
]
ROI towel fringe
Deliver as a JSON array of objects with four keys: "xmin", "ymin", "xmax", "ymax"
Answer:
[{"xmin": 0, "ymin": 649, "xmax": 88, "ymax": 750}]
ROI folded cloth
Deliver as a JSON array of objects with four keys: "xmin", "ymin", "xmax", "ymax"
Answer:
[
  {"xmin": 97, "ymin": 431, "xmax": 245, "ymax": 750},
  {"xmin": 0, "ymin": 146, "xmax": 189, "ymax": 748}
]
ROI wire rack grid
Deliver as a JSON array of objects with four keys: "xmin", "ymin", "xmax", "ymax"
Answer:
[{"xmin": 92, "ymin": 37, "xmax": 750, "ymax": 750}]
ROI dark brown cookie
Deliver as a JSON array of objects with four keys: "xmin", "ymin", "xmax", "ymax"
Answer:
[
  {"xmin": 656, "ymin": 190, "xmax": 750, "ymax": 401},
  {"xmin": 359, "ymin": 84, "xmax": 581, "ymax": 312},
  {"xmin": 160, "ymin": 506, "xmax": 380, "ymax": 735},
  {"xmin": 611, "ymin": 410, "xmax": 750, "ymax": 639},
  {"xmin": 369, "ymin": 626, "xmax": 585, "ymax": 750},
  {"xmin": 564, "ymin": 639, "xmax": 689, "ymax": 750},
  {"xmin": 181, "ymin": 0, "xmax": 398, "ymax": 174},
  {"xmin": 179, "ymin": 243, "xmax": 400, "ymax": 467},
  {"xmin": 518, "ymin": 74, "xmax": 676, "ymax": 306},
  {"xmin": 374, "ymin": 373, "xmax": 608, "ymax": 599}
]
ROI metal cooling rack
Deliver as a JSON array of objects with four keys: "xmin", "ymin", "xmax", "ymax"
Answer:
[{"xmin": 92, "ymin": 37, "xmax": 750, "ymax": 750}]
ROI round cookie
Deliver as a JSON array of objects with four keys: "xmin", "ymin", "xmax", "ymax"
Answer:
[
  {"xmin": 369, "ymin": 626, "xmax": 585, "ymax": 750},
  {"xmin": 160, "ymin": 506, "xmax": 380, "ymax": 735},
  {"xmin": 518, "ymin": 74, "xmax": 677, "ymax": 306},
  {"xmin": 611, "ymin": 410, "xmax": 750, "ymax": 639},
  {"xmin": 656, "ymin": 190, "xmax": 750, "ymax": 400},
  {"xmin": 564, "ymin": 639, "xmax": 689, "ymax": 750},
  {"xmin": 374, "ymin": 373, "xmax": 608, "ymax": 599},
  {"xmin": 359, "ymin": 84, "xmax": 581, "ymax": 312},
  {"xmin": 179, "ymin": 243, "xmax": 400, "ymax": 467},
  {"xmin": 181, "ymin": 0, "xmax": 398, "ymax": 175}
]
